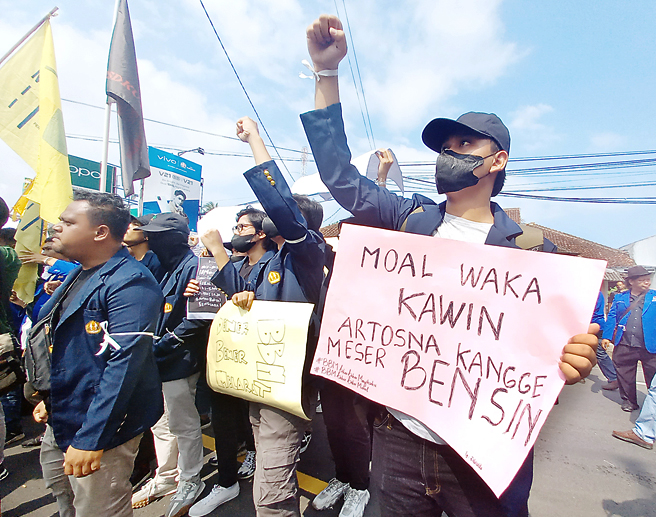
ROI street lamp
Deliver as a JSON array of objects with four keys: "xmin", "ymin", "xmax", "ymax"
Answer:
[{"xmin": 178, "ymin": 147, "xmax": 205, "ymax": 157}]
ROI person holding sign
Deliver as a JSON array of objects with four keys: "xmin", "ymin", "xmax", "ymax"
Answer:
[
  {"xmin": 192, "ymin": 117, "xmax": 325, "ymax": 517},
  {"xmin": 300, "ymin": 14, "xmax": 598, "ymax": 517}
]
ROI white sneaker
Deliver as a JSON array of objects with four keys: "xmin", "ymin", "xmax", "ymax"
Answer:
[
  {"xmin": 339, "ymin": 487, "xmax": 370, "ymax": 517},
  {"xmin": 188, "ymin": 482, "xmax": 239, "ymax": 517},
  {"xmin": 237, "ymin": 450, "xmax": 256, "ymax": 480},
  {"xmin": 312, "ymin": 478, "xmax": 349, "ymax": 510},
  {"xmin": 166, "ymin": 476, "xmax": 205, "ymax": 517},
  {"xmin": 132, "ymin": 477, "xmax": 177, "ymax": 508}
]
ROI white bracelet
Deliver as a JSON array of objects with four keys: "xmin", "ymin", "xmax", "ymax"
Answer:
[{"xmin": 299, "ymin": 59, "xmax": 338, "ymax": 81}]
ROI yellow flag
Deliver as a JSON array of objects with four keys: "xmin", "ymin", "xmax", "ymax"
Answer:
[
  {"xmin": 0, "ymin": 19, "xmax": 72, "ymax": 224},
  {"xmin": 12, "ymin": 201, "xmax": 45, "ymax": 304}
]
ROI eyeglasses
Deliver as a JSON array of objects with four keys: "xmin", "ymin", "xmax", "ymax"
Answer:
[{"xmin": 232, "ymin": 223, "xmax": 255, "ymax": 234}]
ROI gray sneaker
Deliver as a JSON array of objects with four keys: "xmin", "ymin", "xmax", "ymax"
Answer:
[
  {"xmin": 339, "ymin": 487, "xmax": 370, "ymax": 517},
  {"xmin": 166, "ymin": 476, "xmax": 205, "ymax": 517},
  {"xmin": 312, "ymin": 478, "xmax": 349, "ymax": 510},
  {"xmin": 237, "ymin": 450, "xmax": 256, "ymax": 480}
]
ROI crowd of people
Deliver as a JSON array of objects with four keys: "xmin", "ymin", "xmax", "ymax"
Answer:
[{"xmin": 0, "ymin": 12, "xmax": 650, "ymax": 517}]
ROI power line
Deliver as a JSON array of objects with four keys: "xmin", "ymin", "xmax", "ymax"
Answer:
[
  {"xmin": 194, "ymin": 1, "xmax": 293, "ymax": 180},
  {"xmin": 333, "ymin": 0, "xmax": 374, "ymax": 149},
  {"xmin": 498, "ymin": 192, "xmax": 656, "ymax": 204},
  {"xmin": 340, "ymin": 0, "xmax": 375, "ymax": 148},
  {"xmin": 61, "ymin": 97, "xmax": 307, "ymax": 155},
  {"xmin": 65, "ymin": 134, "xmax": 308, "ymax": 161}
]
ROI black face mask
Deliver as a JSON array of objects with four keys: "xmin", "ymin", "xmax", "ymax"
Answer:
[
  {"xmin": 434, "ymin": 149, "xmax": 495, "ymax": 194},
  {"xmin": 231, "ymin": 234, "xmax": 257, "ymax": 253},
  {"xmin": 146, "ymin": 230, "xmax": 189, "ymax": 271}
]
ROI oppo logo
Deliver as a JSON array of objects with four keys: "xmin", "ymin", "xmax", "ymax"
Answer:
[{"xmin": 70, "ymin": 165, "xmax": 100, "ymax": 179}]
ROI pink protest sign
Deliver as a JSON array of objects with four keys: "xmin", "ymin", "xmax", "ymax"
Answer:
[{"xmin": 312, "ymin": 224, "xmax": 606, "ymax": 497}]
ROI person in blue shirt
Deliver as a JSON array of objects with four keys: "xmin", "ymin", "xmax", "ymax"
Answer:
[{"xmin": 33, "ymin": 191, "xmax": 163, "ymax": 517}]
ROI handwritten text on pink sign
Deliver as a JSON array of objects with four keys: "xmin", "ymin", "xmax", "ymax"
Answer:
[{"xmin": 312, "ymin": 224, "xmax": 605, "ymax": 497}]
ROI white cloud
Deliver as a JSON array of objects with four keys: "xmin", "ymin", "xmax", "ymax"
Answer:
[
  {"xmin": 588, "ymin": 132, "xmax": 628, "ymax": 152},
  {"xmin": 508, "ymin": 103, "xmax": 560, "ymax": 154}
]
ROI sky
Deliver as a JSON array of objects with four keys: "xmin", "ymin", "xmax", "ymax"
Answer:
[{"xmin": 1, "ymin": 0, "xmax": 655, "ymax": 249}]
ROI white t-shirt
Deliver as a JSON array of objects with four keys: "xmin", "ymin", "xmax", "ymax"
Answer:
[{"xmin": 388, "ymin": 212, "xmax": 493, "ymax": 444}]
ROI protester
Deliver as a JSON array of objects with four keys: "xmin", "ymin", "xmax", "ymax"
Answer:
[
  {"xmin": 592, "ymin": 292, "xmax": 619, "ymax": 390},
  {"xmin": 0, "ymin": 226, "xmax": 25, "ymax": 449},
  {"xmin": 602, "ymin": 265, "xmax": 656, "ymax": 412},
  {"xmin": 0, "ymin": 197, "xmax": 21, "ymax": 481},
  {"xmin": 300, "ymin": 14, "xmax": 599, "ymax": 517},
  {"xmin": 608, "ymin": 280, "xmax": 627, "ymax": 304},
  {"xmin": 189, "ymin": 116, "xmax": 325, "ymax": 517},
  {"xmin": 131, "ymin": 213, "xmax": 208, "ymax": 517},
  {"xmin": 123, "ymin": 214, "xmax": 165, "ymax": 282},
  {"xmin": 312, "ymin": 148, "xmax": 398, "ymax": 515},
  {"xmin": 32, "ymin": 191, "xmax": 164, "ymax": 517}
]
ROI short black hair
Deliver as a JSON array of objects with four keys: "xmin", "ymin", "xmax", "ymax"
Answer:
[
  {"xmin": 236, "ymin": 206, "xmax": 276, "ymax": 251},
  {"xmin": 174, "ymin": 190, "xmax": 186, "ymax": 200},
  {"xmin": 73, "ymin": 191, "xmax": 131, "ymax": 241},
  {"xmin": 488, "ymin": 139, "xmax": 505, "ymax": 197},
  {"xmin": 0, "ymin": 228, "xmax": 16, "ymax": 246},
  {"xmin": 0, "ymin": 197, "xmax": 8, "ymax": 229},
  {"xmin": 293, "ymin": 195, "xmax": 323, "ymax": 232}
]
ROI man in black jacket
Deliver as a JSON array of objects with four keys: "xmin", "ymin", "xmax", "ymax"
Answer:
[{"xmin": 131, "ymin": 213, "xmax": 208, "ymax": 517}]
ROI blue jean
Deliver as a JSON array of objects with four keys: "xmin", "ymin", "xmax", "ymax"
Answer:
[
  {"xmin": 634, "ymin": 374, "xmax": 656, "ymax": 444},
  {"xmin": 0, "ymin": 386, "xmax": 23, "ymax": 434},
  {"xmin": 371, "ymin": 412, "xmax": 532, "ymax": 517},
  {"xmin": 596, "ymin": 345, "xmax": 617, "ymax": 382}
]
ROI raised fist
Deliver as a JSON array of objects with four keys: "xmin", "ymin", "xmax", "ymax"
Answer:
[{"xmin": 306, "ymin": 14, "xmax": 347, "ymax": 71}]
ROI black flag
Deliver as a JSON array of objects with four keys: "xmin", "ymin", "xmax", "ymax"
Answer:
[{"xmin": 106, "ymin": 0, "xmax": 149, "ymax": 196}]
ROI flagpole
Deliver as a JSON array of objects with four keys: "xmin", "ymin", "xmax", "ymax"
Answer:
[
  {"xmin": 99, "ymin": 0, "xmax": 122, "ymax": 194},
  {"xmin": 138, "ymin": 180, "xmax": 144, "ymax": 216},
  {"xmin": 99, "ymin": 99, "xmax": 112, "ymax": 193},
  {"xmin": 0, "ymin": 6, "xmax": 59, "ymax": 67}
]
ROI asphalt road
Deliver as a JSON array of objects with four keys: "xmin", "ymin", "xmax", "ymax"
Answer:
[{"xmin": 1, "ymin": 365, "xmax": 655, "ymax": 517}]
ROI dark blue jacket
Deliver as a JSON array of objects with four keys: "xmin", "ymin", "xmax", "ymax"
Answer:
[
  {"xmin": 141, "ymin": 249, "xmax": 165, "ymax": 283},
  {"xmin": 211, "ymin": 250, "xmax": 275, "ymax": 299},
  {"xmin": 38, "ymin": 247, "xmax": 163, "ymax": 451},
  {"xmin": 603, "ymin": 289, "xmax": 656, "ymax": 352},
  {"xmin": 301, "ymin": 103, "xmax": 549, "ymax": 516},
  {"xmin": 154, "ymin": 249, "xmax": 209, "ymax": 382},
  {"xmin": 244, "ymin": 161, "xmax": 325, "ymax": 305}
]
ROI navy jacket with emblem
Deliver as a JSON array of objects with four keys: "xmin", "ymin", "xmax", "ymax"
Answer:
[
  {"xmin": 211, "ymin": 162, "xmax": 325, "ymax": 307},
  {"xmin": 300, "ymin": 102, "xmax": 555, "ymax": 516},
  {"xmin": 211, "ymin": 249, "xmax": 275, "ymax": 299},
  {"xmin": 154, "ymin": 248, "xmax": 209, "ymax": 382},
  {"xmin": 38, "ymin": 247, "xmax": 164, "ymax": 452}
]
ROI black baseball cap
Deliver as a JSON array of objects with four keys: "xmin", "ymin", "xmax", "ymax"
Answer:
[
  {"xmin": 140, "ymin": 213, "xmax": 190, "ymax": 235},
  {"xmin": 422, "ymin": 112, "xmax": 510, "ymax": 196},
  {"xmin": 422, "ymin": 112, "xmax": 510, "ymax": 154}
]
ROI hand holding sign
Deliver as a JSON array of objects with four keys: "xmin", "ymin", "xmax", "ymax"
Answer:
[{"xmin": 312, "ymin": 224, "xmax": 606, "ymax": 496}]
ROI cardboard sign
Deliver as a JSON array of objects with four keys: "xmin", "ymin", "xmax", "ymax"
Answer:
[
  {"xmin": 312, "ymin": 224, "xmax": 606, "ymax": 496},
  {"xmin": 188, "ymin": 257, "xmax": 226, "ymax": 320},
  {"xmin": 207, "ymin": 300, "xmax": 314, "ymax": 419}
]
